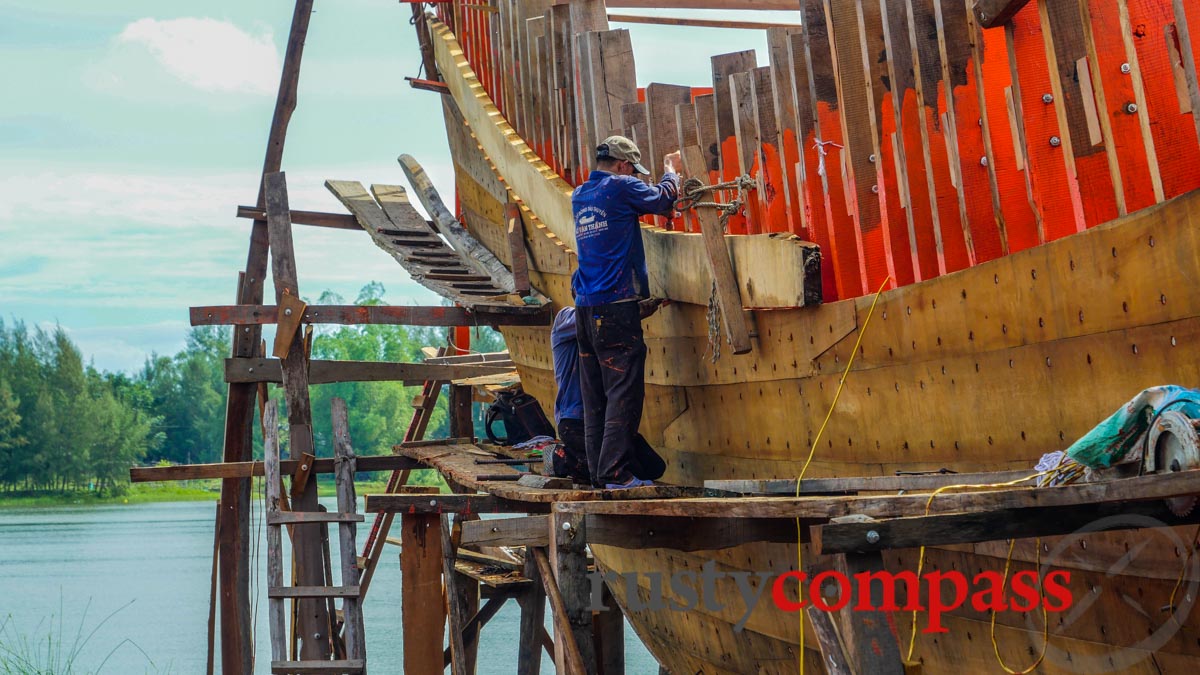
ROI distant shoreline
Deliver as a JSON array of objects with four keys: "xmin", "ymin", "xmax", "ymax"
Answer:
[{"xmin": 0, "ymin": 479, "xmax": 399, "ymax": 508}]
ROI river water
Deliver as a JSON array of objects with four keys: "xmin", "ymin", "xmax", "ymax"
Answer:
[{"xmin": 0, "ymin": 499, "xmax": 656, "ymax": 674}]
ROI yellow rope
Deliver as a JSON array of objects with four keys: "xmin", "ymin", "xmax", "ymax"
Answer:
[
  {"xmin": 904, "ymin": 471, "xmax": 1053, "ymax": 662},
  {"xmin": 794, "ymin": 276, "xmax": 891, "ymax": 674},
  {"xmin": 988, "ymin": 537, "xmax": 1048, "ymax": 674},
  {"xmin": 1168, "ymin": 523, "xmax": 1200, "ymax": 625}
]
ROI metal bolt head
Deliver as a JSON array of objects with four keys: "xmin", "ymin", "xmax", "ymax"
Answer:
[
  {"xmin": 870, "ymin": 185, "xmax": 879, "ymax": 194},
  {"xmin": 866, "ymin": 530, "xmax": 881, "ymax": 544},
  {"xmin": 284, "ymin": 308, "xmax": 293, "ymax": 316},
  {"xmin": 1125, "ymin": 102, "xmax": 1138, "ymax": 114},
  {"xmin": 1042, "ymin": 93, "xmax": 1054, "ymax": 104},
  {"xmin": 562, "ymin": 521, "xmax": 572, "ymax": 531},
  {"xmin": 1121, "ymin": 62, "xmax": 1131, "ymax": 74},
  {"xmin": 1049, "ymin": 136, "xmax": 1062, "ymax": 147},
  {"xmin": 979, "ymin": 156, "xmax": 989, "ymax": 167},
  {"xmin": 429, "ymin": 499, "xmax": 436, "ymax": 506},
  {"xmin": 868, "ymin": 154, "xmax": 876, "ymax": 163}
]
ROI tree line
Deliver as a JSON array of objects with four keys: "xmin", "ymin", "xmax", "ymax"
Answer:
[{"xmin": 0, "ymin": 283, "xmax": 504, "ymax": 495}]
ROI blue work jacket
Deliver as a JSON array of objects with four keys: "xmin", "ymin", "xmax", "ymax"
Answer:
[{"xmin": 571, "ymin": 170, "xmax": 679, "ymax": 306}]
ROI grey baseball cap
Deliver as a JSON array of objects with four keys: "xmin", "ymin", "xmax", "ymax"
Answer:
[{"xmin": 597, "ymin": 135, "xmax": 650, "ymax": 175}]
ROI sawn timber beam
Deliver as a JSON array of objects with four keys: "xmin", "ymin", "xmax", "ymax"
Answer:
[
  {"xmin": 130, "ymin": 454, "xmax": 422, "ymax": 482},
  {"xmin": 365, "ymin": 493, "xmax": 550, "ymax": 515},
  {"xmin": 190, "ymin": 304, "xmax": 551, "ymax": 327},
  {"xmin": 224, "ymin": 357, "xmax": 514, "ymax": 385},
  {"xmin": 237, "ymin": 205, "xmax": 362, "ymax": 231}
]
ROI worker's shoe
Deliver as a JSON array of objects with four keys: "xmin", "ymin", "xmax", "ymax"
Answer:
[{"xmin": 605, "ymin": 477, "xmax": 654, "ymax": 490}]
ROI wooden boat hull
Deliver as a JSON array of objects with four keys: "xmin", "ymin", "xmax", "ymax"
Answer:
[{"xmin": 425, "ymin": 3, "xmax": 1200, "ymax": 670}]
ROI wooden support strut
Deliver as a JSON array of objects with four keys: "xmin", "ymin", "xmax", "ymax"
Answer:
[
  {"xmin": 680, "ymin": 145, "xmax": 753, "ymax": 354},
  {"xmin": 191, "ymin": 304, "xmax": 550, "ymax": 327}
]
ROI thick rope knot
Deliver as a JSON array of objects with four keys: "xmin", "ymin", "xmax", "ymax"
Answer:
[{"xmin": 674, "ymin": 174, "xmax": 757, "ymax": 230}]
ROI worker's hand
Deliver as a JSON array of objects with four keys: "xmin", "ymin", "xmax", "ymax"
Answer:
[
  {"xmin": 664, "ymin": 151, "xmax": 682, "ymax": 175},
  {"xmin": 639, "ymin": 297, "xmax": 668, "ymax": 319}
]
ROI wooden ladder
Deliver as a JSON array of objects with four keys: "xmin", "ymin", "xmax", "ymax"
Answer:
[
  {"xmin": 356, "ymin": 347, "xmax": 450, "ymax": 599},
  {"xmin": 264, "ymin": 399, "xmax": 367, "ymax": 674}
]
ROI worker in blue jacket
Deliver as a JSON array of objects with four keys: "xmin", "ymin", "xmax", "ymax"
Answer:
[{"xmin": 571, "ymin": 136, "xmax": 680, "ymax": 488}]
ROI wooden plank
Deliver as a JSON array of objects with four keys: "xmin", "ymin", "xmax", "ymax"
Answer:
[
  {"xmin": 826, "ymin": 0, "xmax": 893, "ymax": 289},
  {"xmin": 237, "ymin": 206, "xmax": 361, "ymax": 231},
  {"xmin": 604, "ymin": 0, "xmax": 800, "ymax": 9},
  {"xmin": 130, "ymin": 455, "xmax": 422, "ymax": 482},
  {"xmin": 533, "ymin": 545, "xmax": 589, "ymax": 675},
  {"xmin": 729, "ymin": 72, "xmax": 762, "ymax": 232},
  {"xmin": 206, "ymin": 500, "xmax": 220, "ymax": 675},
  {"xmin": 401, "ymin": 512, "xmax": 444, "ymax": 674},
  {"xmin": 749, "ymin": 66, "xmax": 789, "ymax": 234},
  {"xmin": 518, "ymin": 553, "xmax": 548, "ymax": 675},
  {"xmin": 1174, "ymin": 0, "xmax": 1200, "ymax": 146},
  {"xmin": 597, "ymin": 29, "xmax": 638, "ymax": 139},
  {"xmin": 263, "ymin": 402, "xmax": 287, "ymax": 663},
  {"xmin": 1040, "ymin": 0, "xmax": 1121, "ymax": 227},
  {"xmin": 506, "ymin": 201, "xmax": 531, "ymax": 295},
  {"xmin": 675, "ymin": 102, "xmax": 700, "ymax": 231},
  {"xmin": 801, "ymin": 0, "xmax": 865, "ymax": 296},
  {"xmin": 224, "ymin": 358, "xmax": 513, "ymax": 386},
  {"xmin": 366, "ymin": 493, "xmax": 547, "ymax": 514},
  {"xmin": 584, "ymin": 514, "xmax": 800, "ymax": 551},
  {"xmin": 330, "ymin": 398, "xmax": 365, "ymax": 661},
  {"xmin": 694, "ymin": 93, "xmax": 720, "ymax": 177},
  {"xmin": 972, "ymin": 0, "xmax": 1032, "ymax": 28},
  {"xmin": 806, "ymin": 605, "xmax": 852, "ymax": 674},
  {"xmin": 550, "ymin": 511, "xmax": 594, "ymax": 674},
  {"xmin": 834, "ymin": 552, "xmax": 906, "ymax": 674},
  {"xmin": 817, "ymin": 496, "xmax": 1200, "ymax": 554},
  {"xmin": 268, "ymin": 511, "xmax": 365, "ymax": 525},
  {"xmin": 767, "ymin": 26, "xmax": 804, "ymax": 235},
  {"xmin": 264, "ymin": 171, "xmax": 332, "ymax": 663},
  {"xmin": 644, "ymin": 83, "xmax": 692, "ymax": 185},
  {"xmin": 607, "ymin": 14, "xmax": 800, "ymax": 30},
  {"xmin": 788, "ymin": 29, "xmax": 840, "ymax": 299},
  {"xmin": 460, "ymin": 515, "xmax": 550, "ymax": 547},
  {"xmin": 269, "ymin": 660, "xmax": 363, "ymax": 674},
  {"xmin": 711, "ymin": 51, "xmax": 757, "ymax": 234},
  {"xmin": 679, "ymin": 145, "xmax": 753, "ymax": 353},
  {"xmin": 442, "ymin": 515, "xmax": 471, "ymax": 675},
  {"xmin": 593, "ymin": 583, "xmax": 625, "ymax": 675},
  {"xmin": 191, "ymin": 304, "xmax": 550, "ymax": 327},
  {"xmin": 704, "ymin": 467, "xmax": 1041, "ymax": 495},
  {"xmin": 558, "ymin": 469, "xmax": 1200, "ymax": 519},
  {"xmin": 267, "ymin": 586, "xmax": 360, "ymax": 599},
  {"xmin": 429, "ymin": 15, "xmax": 822, "ymax": 308}
]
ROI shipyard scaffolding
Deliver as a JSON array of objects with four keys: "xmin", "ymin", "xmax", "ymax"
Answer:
[{"xmin": 126, "ymin": 0, "xmax": 1200, "ymax": 672}]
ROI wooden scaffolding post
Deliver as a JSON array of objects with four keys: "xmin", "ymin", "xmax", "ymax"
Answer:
[
  {"xmin": 518, "ymin": 552, "xmax": 548, "ymax": 675},
  {"xmin": 265, "ymin": 171, "xmax": 332, "ymax": 661},
  {"xmin": 401, "ymin": 507, "xmax": 445, "ymax": 674},
  {"xmin": 834, "ymin": 552, "xmax": 906, "ymax": 674},
  {"xmin": 550, "ymin": 510, "xmax": 596, "ymax": 674},
  {"xmin": 593, "ymin": 582, "xmax": 625, "ymax": 675},
  {"xmin": 219, "ymin": 1, "xmax": 313, "ymax": 671},
  {"xmin": 331, "ymin": 398, "xmax": 367, "ymax": 663}
]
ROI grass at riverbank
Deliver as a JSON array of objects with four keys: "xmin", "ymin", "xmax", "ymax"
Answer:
[{"xmin": 0, "ymin": 469, "xmax": 447, "ymax": 508}]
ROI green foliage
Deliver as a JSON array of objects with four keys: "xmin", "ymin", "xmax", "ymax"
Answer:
[{"xmin": 0, "ymin": 283, "xmax": 507, "ymax": 498}]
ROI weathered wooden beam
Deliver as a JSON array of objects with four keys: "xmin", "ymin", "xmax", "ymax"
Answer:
[
  {"xmin": 406, "ymin": 76, "xmax": 451, "ymax": 93},
  {"xmin": 561, "ymin": 469, "xmax": 1200, "ymax": 519},
  {"xmin": 236, "ymin": 206, "xmax": 361, "ymax": 231},
  {"xmin": 505, "ymin": 201, "xmax": 531, "ymax": 296},
  {"xmin": 532, "ymin": 547, "xmax": 590, "ymax": 675},
  {"xmin": 605, "ymin": 0, "xmax": 800, "ymax": 8},
  {"xmin": 971, "ymin": 0, "xmax": 1033, "ymax": 28},
  {"xmin": 461, "ymin": 515, "xmax": 550, "ymax": 548},
  {"xmin": 607, "ymin": 13, "xmax": 799, "ymax": 30},
  {"xmin": 366, "ymin": 493, "xmax": 548, "ymax": 514},
  {"xmin": 223, "ymin": 358, "xmax": 513, "ymax": 386},
  {"xmin": 584, "ymin": 514, "xmax": 804, "ymax": 551},
  {"xmin": 834, "ymin": 552, "xmax": 906, "ymax": 674},
  {"xmin": 130, "ymin": 455, "xmax": 422, "ymax": 483},
  {"xmin": 517, "ymin": 552, "xmax": 547, "ymax": 675},
  {"xmin": 441, "ymin": 515, "xmax": 471, "ymax": 675},
  {"xmin": 593, "ymin": 583, "xmax": 624, "ymax": 675},
  {"xmin": 816, "ymin": 495, "xmax": 1200, "ymax": 555},
  {"xmin": 550, "ymin": 511, "xmax": 594, "ymax": 674},
  {"xmin": 264, "ymin": 170, "xmax": 332, "ymax": 662},
  {"xmin": 330, "ymin": 399, "xmax": 366, "ymax": 661},
  {"xmin": 679, "ymin": 145, "xmax": 753, "ymax": 354},
  {"xmin": 704, "ymin": 468, "xmax": 1045, "ymax": 495},
  {"xmin": 191, "ymin": 304, "xmax": 550, "ymax": 327}
]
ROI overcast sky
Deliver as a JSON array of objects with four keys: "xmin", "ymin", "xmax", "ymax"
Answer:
[{"xmin": 0, "ymin": 0, "xmax": 798, "ymax": 372}]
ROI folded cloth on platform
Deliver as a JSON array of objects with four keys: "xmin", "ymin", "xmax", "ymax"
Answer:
[
  {"xmin": 513, "ymin": 435, "xmax": 556, "ymax": 457},
  {"xmin": 1067, "ymin": 385, "xmax": 1200, "ymax": 469}
]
